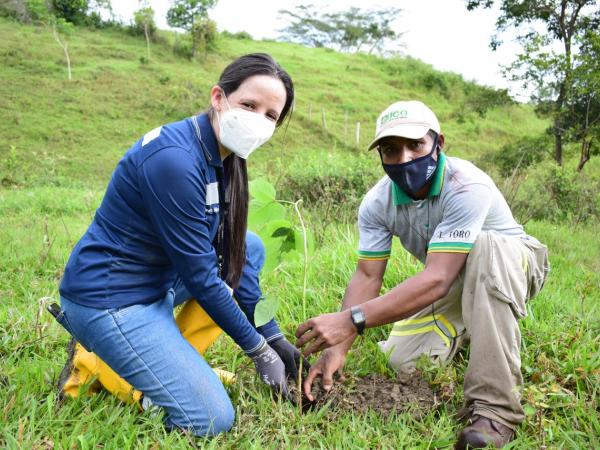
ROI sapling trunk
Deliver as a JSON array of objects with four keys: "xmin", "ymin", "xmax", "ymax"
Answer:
[
  {"xmin": 52, "ymin": 25, "xmax": 71, "ymax": 80},
  {"xmin": 292, "ymin": 199, "xmax": 308, "ymax": 409},
  {"xmin": 144, "ymin": 23, "xmax": 151, "ymax": 61}
]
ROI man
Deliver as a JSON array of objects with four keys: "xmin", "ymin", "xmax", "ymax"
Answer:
[{"xmin": 295, "ymin": 100, "xmax": 549, "ymax": 449}]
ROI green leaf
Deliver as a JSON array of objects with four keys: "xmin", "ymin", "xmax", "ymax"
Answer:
[
  {"xmin": 257, "ymin": 219, "xmax": 292, "ymax": 242},
  {"xmin": 254, "ymin": 295, "xmax": 280, "ymax": 328},
  {"xmin": 263, "ymin": 239, "xmax": 283, "ymax": 273},
  {"xmin": 258, "ymin": 220, "xmax": 294, "ymax": 273},
  {"xmin": 248, "ymin": 200, "xmax": 286, "ymax": 231},
  {"xmin": 249, "ymin": 178, "xmax": 276, "ymax": 203}
]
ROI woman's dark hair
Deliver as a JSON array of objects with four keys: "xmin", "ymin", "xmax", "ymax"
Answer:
[{"xmin": 216, "ymin": 53, "xmax": 294, "ymax": 288}]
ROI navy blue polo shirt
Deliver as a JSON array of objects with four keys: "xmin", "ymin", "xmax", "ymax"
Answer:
[{"xmin": 60, "ymin": 114, "xmax": 267, "ymax": 354}]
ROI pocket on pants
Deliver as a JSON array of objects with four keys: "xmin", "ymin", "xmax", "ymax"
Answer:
[
  {"xmin": 486, "ymin": 237, "xmax": 529, "ymax": 319},
  {"xmin": 526, "ymin": 244, "xmax": 550, "ymax": 300}
]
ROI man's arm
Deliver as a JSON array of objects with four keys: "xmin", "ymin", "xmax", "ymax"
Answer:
[
  {"xmin": 296, "ymin": 251, "xmax": 468, "ymax": 355},
  {"xmin": 361, "ymin": 251, "xmax": 467, "ymax": 327},
  {"xmin": 299, "ymin": 259, "xmax": 386, "ymax": 399},
  {"xmin": 342, "ymin": 259, "xmax": 387, "ymax": 309},
  {"xmin": 327, "ymin": 258, "xmax": 388, "ymax": 350}
]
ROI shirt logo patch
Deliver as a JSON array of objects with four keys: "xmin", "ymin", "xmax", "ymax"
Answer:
[
  {"xmin": 142, "ymin": 126, "xmax": 162, "ymax": 146},
  {"xmin": 205, "ymin": 182, "xmax": 219, "ymax": 205}
]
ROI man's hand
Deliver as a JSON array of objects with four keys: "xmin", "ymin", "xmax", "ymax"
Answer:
[
  {"xmin": 269, "ymin": 337, "xmax": 311, "ymax": 381},
  {"xmin": 295, "ymin": 311, "xmax": 357, "ymax": 356},
  {"xmin": 302, "ymin": 346, "xmax": 348, "ymax": 401},
  {"xmin": 248, "ymin": 341, "xmax": 291, "ymax": 401}
]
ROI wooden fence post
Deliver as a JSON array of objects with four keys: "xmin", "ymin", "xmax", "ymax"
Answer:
[
  {"xmin": 355, "ymin": 122, "xmax": 361, "ymax": 147},
  {"xmin": 344, "ymin": 111, "xmax": 348, "ymax": 144}
]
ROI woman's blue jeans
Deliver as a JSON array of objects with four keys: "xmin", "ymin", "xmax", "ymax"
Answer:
[{"xmin": 59, "ymin": 231, "xmax": 266, "ymax": 436}]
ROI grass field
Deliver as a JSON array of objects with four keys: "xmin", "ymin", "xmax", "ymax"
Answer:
[{"xmin": 1, "ymin": 16, "xmax": 599, "ymax": 449}]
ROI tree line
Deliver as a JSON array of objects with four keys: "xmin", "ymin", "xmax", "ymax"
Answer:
[{"xmin": 468, "ymin": 0, "xmax": 599, "ymax": 171}]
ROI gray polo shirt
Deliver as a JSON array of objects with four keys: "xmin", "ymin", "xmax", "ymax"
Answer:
[{"xmin": 357, "ymin": 153, "xmax": 528, "ymax": 263}]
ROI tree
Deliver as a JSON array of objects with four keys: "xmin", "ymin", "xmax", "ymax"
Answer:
[
  {"xmin": 51, "ymin": 0, "xmax": 88, "ymax": 25},
  {"xmin": 51, "ymin": 16, "xmax": 74, "ymax": 80},
  {"xmin": 279, "ymin": 4, "xmax": 402, "ymax": 55},
  {"xmin": 25, "ymin": 0, "xmax": 74, "ymax": 80},
  {"xmin": 166, "ymin": 0, "xmax": 217, "ymax": 57},
  {"xmin": 568, "ymin": 29, "xmax": 600, "ymax": 171},
  {"xmin": 466, "ymin": 0, "xmax": 599, "ymax": 166},
  {"xmin": 134, "ymin": 1, "xmax": 156, "ymax": 61},
  {"xmin": 278, "ymin": 4, "xmax": 335, "ymax": 48},
  {"xmin": 87, "ymin": 0, "xmax": 115, "ymax": 27}
]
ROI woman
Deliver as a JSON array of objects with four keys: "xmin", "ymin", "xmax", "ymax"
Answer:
[{"xmin": 55, "ymin": 53, "xmax": 303, "ymax": 436}]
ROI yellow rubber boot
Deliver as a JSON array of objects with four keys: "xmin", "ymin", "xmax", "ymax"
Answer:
[
  {"xmin": 58, "ymin": 338, "xmax": 142, "ymax": 403},
  {"xmin": 58, "ymin": 338, "xmax": 103, "ymax": 399},
  {"xmin": 175, "ymin": 298, "xmax": 223, "ymax": 354},
  {"xmin": 59, "ymin": 299, "xmax": 229, "ymax": 404}
]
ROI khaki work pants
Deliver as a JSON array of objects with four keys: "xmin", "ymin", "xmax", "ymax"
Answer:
[{"xmin": 379, "ymin": 231, "xmax": 549, "ymax": 429}]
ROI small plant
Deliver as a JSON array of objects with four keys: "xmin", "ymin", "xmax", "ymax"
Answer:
[{"xmin": 249, "ymin": 179, "xmax": 313, "ymax": 324}]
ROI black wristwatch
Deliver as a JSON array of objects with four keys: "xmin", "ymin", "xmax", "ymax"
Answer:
[{"xmin": 350, "ymin": 306, "xmax": 366, "ymax": 335}]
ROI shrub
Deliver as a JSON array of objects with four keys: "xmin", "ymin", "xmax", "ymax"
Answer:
[
  {"xmin": 462, "ymin": 84, "xmax": 514, "ymax": 118},
  {"xmin": 191, "ymin": 17, "xmax": 218, "ymax": 55},
  {"xmin": 131, "ymin": 6, "xmax": 157, "ymax": 40},
  {"xmin": 489, "ymin": 134, "xmax": 551, "ymax": 177},
  {"xmin": 1, "ymin": 0, "xmax": 31, "ymax": 21},
  {"xmin": 221, "ymin": 30, "xmax": 252, "ymax": 40},
  {"xmin": 278, "ymin": 152, "xmax": 381, "ymax": 236},
  {"xmin": 51, "ymin": 0, "xmax": 88, "ymax": 25},
  {"xmin": 508, "ymin": 161, "xmax": 600, "ymax": 224},
  {"xmin": 172, "ymin": 35, "xmax": 193, "ymax": 59}
]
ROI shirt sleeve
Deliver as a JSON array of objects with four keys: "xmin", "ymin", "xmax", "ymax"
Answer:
[
  {"xmin": 233, "ymin": 248, "xmax": 283, "ymax": 343},
  {"xmin": 428, "ymin": 183, "xmax": 492, "ymax": 254},
  {"xmin": 138, "ymin": 146, "xmax": 264, "ymax": 354},
  {"xmin": 357, "ymin": 195, "xmax": 393, "ymax": 260}
]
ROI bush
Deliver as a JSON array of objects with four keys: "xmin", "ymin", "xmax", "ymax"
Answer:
[
  {"xmin": 221, "ymin": 30, "xmax": 252, "ymax": 40},
  {"xmin": 51, "ymin": 0, "xmax": 88, "ymax": 25},
  {"xmin": 172, "ymin": 35, "xmax": 193, "ymax": 59},
  {"xmin": 489, "ymin": 134, "xmax": 551, "ymax": 177},
  {"xmin": 462, "ymin": 84, "xmax": 514, "ymax": 118},
  {"xmin": 131, "ymin": 6, "xmax": 157, "ymax": 40},
  {"xmin": 191, "ymin": 17, "xmax": 218, "ymax": 55},
  {"xmin": 508, "ymin": 161, "xmax": 600, "ymax": 224},
  {"xmin": 278, "ymin": 152, "xmax": 381, "ymax": 235},
  {"xmin": 1, "ymin": 0, "xmax": 30, "ymax": 21}
]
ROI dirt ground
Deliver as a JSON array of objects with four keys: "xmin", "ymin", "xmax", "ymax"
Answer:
[{"xmin": 290, "ymin": 371, "xmax": 436, "ymax": 418}]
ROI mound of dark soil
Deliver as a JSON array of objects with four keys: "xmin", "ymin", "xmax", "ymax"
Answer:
[{"xmin": 290, "ymin": 371, "xmax": 436, "ymax": 418}]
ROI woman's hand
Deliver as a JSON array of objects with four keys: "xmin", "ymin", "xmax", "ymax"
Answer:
[
  {"xmin": 248, "ymin": 341, "xmax": 291, "ymax": 400},
  {"xmin": 269, "ymin": 337, "xmax": 311, "ymax": 381},
  {"xmin": 295, "ymin": 311, "xmax": 357, "ymax": 356}
]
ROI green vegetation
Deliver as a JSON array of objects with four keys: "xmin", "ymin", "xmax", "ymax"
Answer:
[{"xmin": 1, "ymin": 16, "xmax": 598, "ymax": 449}]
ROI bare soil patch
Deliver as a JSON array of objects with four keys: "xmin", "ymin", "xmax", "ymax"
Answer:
[{"xmin": 290, "ymin": 371, "xmax": 436, "ymax": 418}]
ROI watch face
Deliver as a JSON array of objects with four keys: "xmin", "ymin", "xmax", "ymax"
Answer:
[
  {"xmin": 352, "ymin": 309, "xmax": 365, "ymax": 323},
  {"xmin": 351, "ymin": 306, "xmax": 365, "ymax": 333}
]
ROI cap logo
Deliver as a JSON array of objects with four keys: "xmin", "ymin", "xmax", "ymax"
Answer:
[{"xmin": 380, "ymin": 109, "xmax": 408, "ymax": 127}]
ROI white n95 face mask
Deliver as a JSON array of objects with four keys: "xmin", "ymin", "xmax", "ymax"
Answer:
[{"xmin": 217, "ymin": 96, "xmax": 276, "ymax": 159}]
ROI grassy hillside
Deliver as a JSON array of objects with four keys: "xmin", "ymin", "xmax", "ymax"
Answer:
[
  {"xmin": 1, "ymin": 17, "xmax": 598, "ymax": 449},
  {"xmin": 0, "ymin": 17, "xmax": 548, "ymax": 190}
]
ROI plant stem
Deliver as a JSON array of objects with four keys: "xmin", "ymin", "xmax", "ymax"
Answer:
[{"xmin": 281, "ymin": 199, "xmax": 309, "ymax": 409}]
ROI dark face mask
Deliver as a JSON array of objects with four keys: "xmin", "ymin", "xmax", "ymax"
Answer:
[{"xmin": 380, "ymin": 137, "xmax": 439, "ymax": 199}]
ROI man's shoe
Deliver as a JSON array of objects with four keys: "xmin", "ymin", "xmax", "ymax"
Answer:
[{"xmin": 455, "ymin": 415, "xmax": 515, "ymax": 449}]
